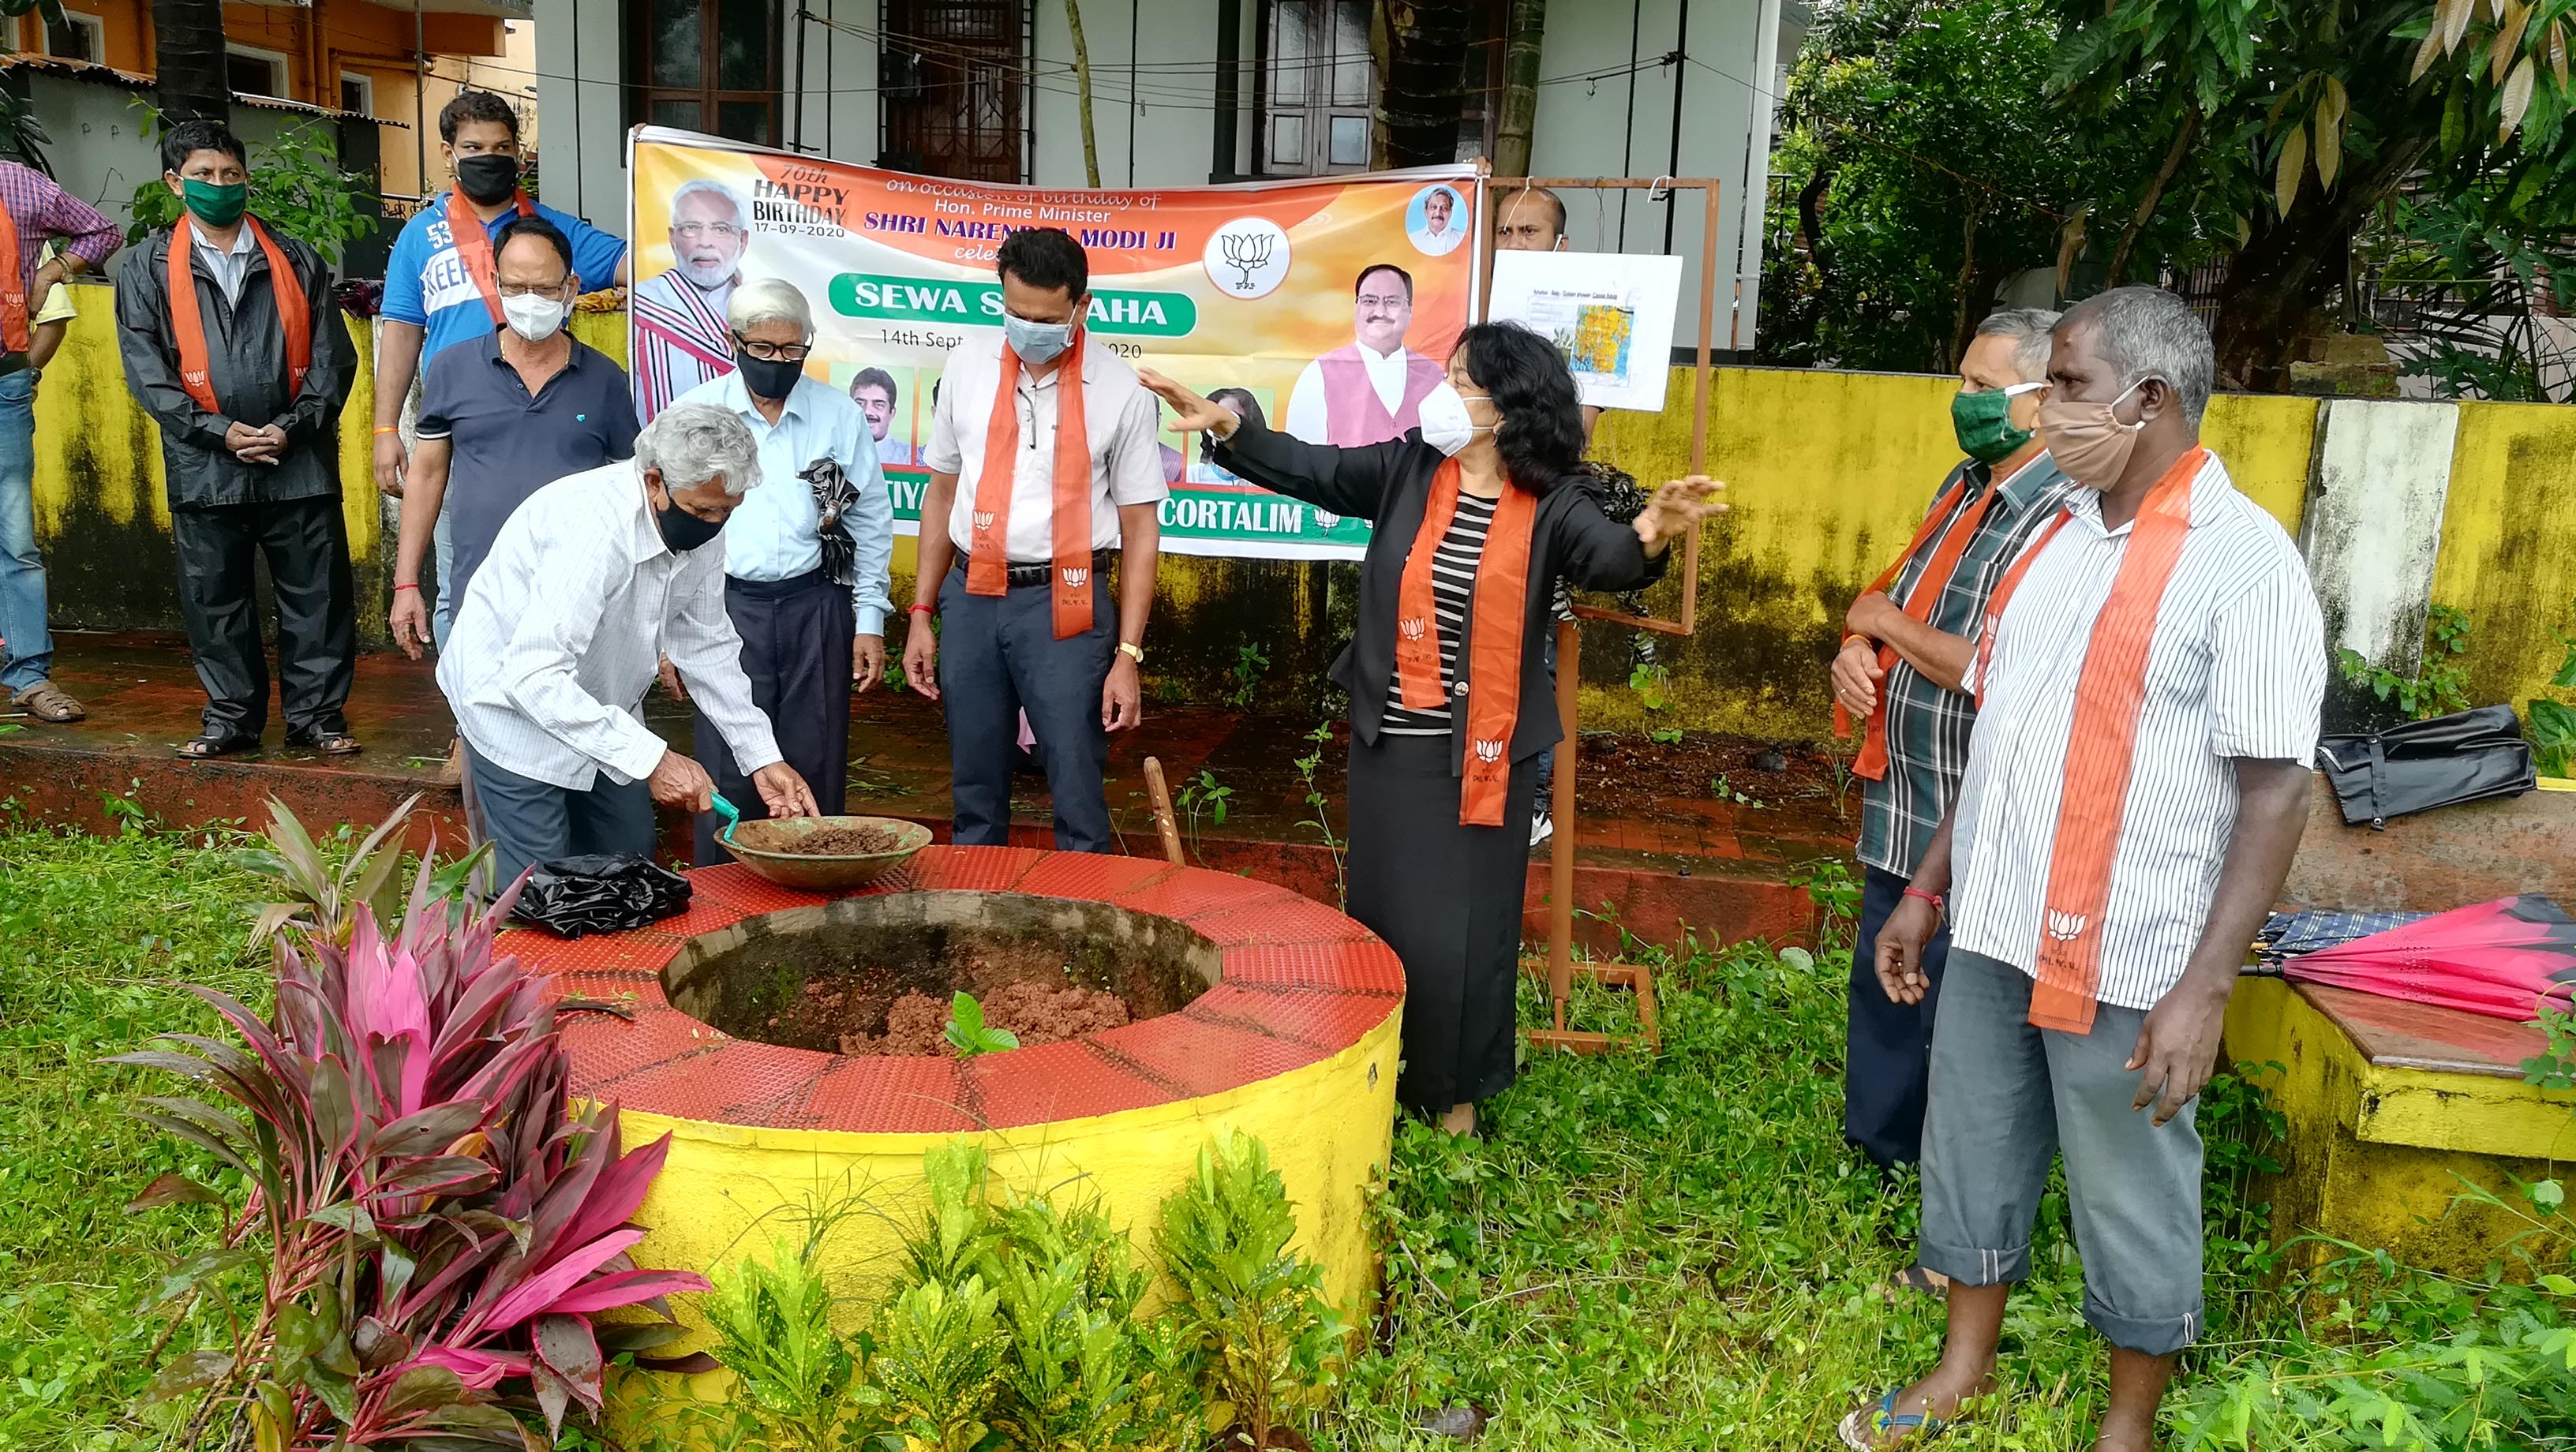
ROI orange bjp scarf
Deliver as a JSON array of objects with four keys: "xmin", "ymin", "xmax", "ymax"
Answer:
[
  {"xmin": 446, "ymin": 185, "xmax": 536, "ymax": 324},
  {"xmin": 0, "ymin": 193, "xmax": 25, "ymax": 354},
  {"xmin": 1395, "ymin": 458, "xmax": 1539, "ymax": 827},
  {"xmin": 167, "ymin": 215, "xmax": 310, "ymax": 414},
  {"xmin": 1833, "ymin": 473, "xmax": 2003, "ymax": 780},
  {"xmin": 968, "ymin": 331, "xmax": 1095, "ymax": 638},
  {"xmin": 1973, "ymin": 446, "xmax": 2205, "ymax": 1035}
]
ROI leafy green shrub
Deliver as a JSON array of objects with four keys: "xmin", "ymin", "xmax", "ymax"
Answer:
[
  {"xmin": 866, "ymin": 1276, "xmax": 1007, "ymax": 1452},
  {"xmin": 2337, "ymin": 605, "xmax": 2473, "ymax": 721},
  {"xmin": 701, "ymin": 1237, "xmax": 873, "ymax": 1450},
  {"xmin": 1155, "ymin": 1132, "xmax": 1350, "ymax": 1449}
]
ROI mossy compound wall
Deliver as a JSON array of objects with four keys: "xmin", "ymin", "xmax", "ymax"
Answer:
[{"xmin": 32, "ymin": 290, "xmax": 2576, "ymax": 739}]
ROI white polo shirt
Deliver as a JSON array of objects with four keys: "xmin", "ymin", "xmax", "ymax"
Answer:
[
  {"xmin": 1949, "ymin": 449, "xmax": 2326, "ymax": 1009},
  {"xmin": 923, "ymin": 332, "xmax": 1167, "ymax": 563}
]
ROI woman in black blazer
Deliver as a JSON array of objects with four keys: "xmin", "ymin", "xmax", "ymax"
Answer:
[{"xmin": 1142, "ymin": 323, "xmax": 1724, "ymax": 1136}]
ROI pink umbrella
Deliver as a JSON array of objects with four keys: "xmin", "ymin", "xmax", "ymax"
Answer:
[{"xmin": 2285, "ymin": 896, "xmax": 2576, "ymax": 1022}]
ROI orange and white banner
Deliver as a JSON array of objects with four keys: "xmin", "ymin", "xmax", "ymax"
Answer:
[{"xmin": 627, "ymin": 126, "xmax": 1483, "ymax": 559}]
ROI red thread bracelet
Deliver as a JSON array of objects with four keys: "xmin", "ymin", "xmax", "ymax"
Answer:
[
  {"xmin": 1903, "ymin": 887, "xmax": 1943, "ymax": 909},
  {"xmin": 392, "ymin": 582, "xmax": 420, "ymax": 593},
  {"xmin": 908, "ymin": 604, "xmax": 934, "ymax": 616}
]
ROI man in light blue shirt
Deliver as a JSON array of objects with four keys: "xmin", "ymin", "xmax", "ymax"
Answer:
[{"xmin": 671, "ymin": 277, "xmax": 893, "ymax": 863}]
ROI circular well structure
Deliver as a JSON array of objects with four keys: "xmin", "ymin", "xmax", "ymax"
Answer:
[{"xmin": 508, "ymin": 845, "xmax": 1403, "ymax": 1322}]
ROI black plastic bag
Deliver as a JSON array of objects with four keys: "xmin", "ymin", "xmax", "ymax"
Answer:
[
  {"xmin": 515, "ymin": 854, "xmax": 692, "ymax": 937},
  {"xmin": 2317, "ymin": 705, "xmax": 2536, "ymax": 829}
]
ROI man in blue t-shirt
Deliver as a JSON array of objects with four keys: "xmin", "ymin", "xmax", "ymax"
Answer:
[{"xmin": 369, "ymin": 90, "xmax": 628, "ymax": 664}]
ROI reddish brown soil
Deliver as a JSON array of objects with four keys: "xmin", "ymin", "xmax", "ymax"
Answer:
[
  {"xmin": 754, "ymin": 824, "xmax": 904, "ymax": 856},
  {"xmin": 819, "ymin": 982, "xmax": 1134, "ymax": 1056},
  {"xmin": 1575, "ymin": 732, "xmax": 1848, "ymax": 821}
]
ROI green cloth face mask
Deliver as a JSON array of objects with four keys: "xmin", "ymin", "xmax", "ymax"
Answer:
[
  {"xmin": 1951, "ymin": 381, "xmax": 2043, "ymax": 464},
  {"xmin": 180, "ymin": 179, "xmax": 248, "ymax": 229}
]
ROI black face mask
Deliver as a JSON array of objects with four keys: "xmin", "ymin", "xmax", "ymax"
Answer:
[
  {"xmin": 455, "ymin": 153, "xmax": 520, "ymax": 204},
  {"xmin": 735, "ymin": 353, "xmax": 806, "ymax": 402},
  {"xmin": 652, "ymin": 485, "xmax": 726, "ymax": 553}
]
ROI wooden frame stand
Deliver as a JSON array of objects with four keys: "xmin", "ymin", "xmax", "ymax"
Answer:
[{"xmin": 1481, "ymin": 170, "xmax": 1724, "ymax": 1055}]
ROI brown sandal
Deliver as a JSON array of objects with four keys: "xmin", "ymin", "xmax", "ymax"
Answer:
[
  {"xmin": 289, "ymin": 732, "xmax": 361, "ymax": 757},
  {"xmin": 178, "ymin": 733, "xmax": 258, "ymax": 759},
  {"xmin": 10, "ymin": 680, "xmax": 84, "ymax": 722}
]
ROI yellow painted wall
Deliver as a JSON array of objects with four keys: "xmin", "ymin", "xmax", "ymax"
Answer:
[
  {"xmin": 1575, "ymin": 369, "xmax": 2319, "ymax": 737},
  {"xmin": 2429, "ymin": 400, "xmax": 2576, "ymax": 719},
  {"xmin": 2224, "ymin": 979, "xmax": 2576, "ymax": 1273}
]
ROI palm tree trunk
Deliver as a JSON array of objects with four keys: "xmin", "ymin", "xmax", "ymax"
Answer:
[
  {"xmin": 1378, "ymin": 0, "xmax": 1477, "ymax": 168},
  {"xmin": 1493, "ymin": 0, "xmax": 1545, "ymax": 177},
  {"xmin": 152, "ymin": 0, "xmax": 232, "ymax": 124},
  {"xmin": 1063, "ymin": 0, "xmax": 1102, "ymax": 187}
]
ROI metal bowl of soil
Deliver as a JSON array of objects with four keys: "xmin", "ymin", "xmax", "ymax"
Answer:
[{"xmin": 720, "ymin": 814, "xmax": 933, "ymax": 892}]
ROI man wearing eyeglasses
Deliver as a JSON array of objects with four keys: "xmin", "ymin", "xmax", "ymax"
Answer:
[
  {"xmin": 1282, "ymin": 263, "xmax": 1447, "ymax": 447},
  {"xmin": 390, "ymin": 216, "xmax": 638, "ymax": 663},
  {"xmin": 670, "ymin": 277, "xmax": 893, "ymax": 863},
  {"xmin": 635, "ymin": 180, "xmax": 751, "ymax": 421}
]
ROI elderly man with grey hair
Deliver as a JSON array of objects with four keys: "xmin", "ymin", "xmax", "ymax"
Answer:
[
  {"xmin": 1831, "ymin": 305, "xmax": 2074, "ymax": 1177},
  {"xmin": 1847, "ymin": 286, "xmax": 2324, "ymax": 1451},
  {"xmin": 635, "ymin": 178, "xmax": 753, "ymax": 419},
  {"xmin": 669, "ymin": 276, "xmax": 892, "ymax": 863},
  {"xmin": 437, "ymin": 401, "xmax": 819, "ymax": 883}
]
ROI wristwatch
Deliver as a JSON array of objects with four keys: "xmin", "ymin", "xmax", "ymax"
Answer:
[{"xmin": 1118, "ymin": 642, "xmax": 1146, "ymax": 664}]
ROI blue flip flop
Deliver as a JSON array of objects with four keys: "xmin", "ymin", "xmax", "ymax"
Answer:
[{"xmin": 1837, "ymin": 1389, "xmax": 1949, "ymax": 1449}]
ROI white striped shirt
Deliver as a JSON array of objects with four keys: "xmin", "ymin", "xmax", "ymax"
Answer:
[
  {"xmin": 1949, "ymin": 451, "xmax": 2326, "ymax": 1009},
  {"xmin": 438, "ymin": 460, "xmax": 784, "ymax": 791},
  {"xmin": 1381, "ymin": 492, "xmax": 1496, "ymax": 735}
]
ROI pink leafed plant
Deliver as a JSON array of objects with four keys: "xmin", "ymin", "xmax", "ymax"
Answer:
[{"xmin": 111, "ymin": 799, "xmax": 709, "ymax": 1450}]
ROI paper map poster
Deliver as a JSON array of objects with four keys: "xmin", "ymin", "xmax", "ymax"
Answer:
[
  {"xmin": 627, "ymin": 126, "xmax": 1483, "ymax": 560},
  {"xmin": 1488, "ymin": 249, "xmax": 1686, "ymax": 413}
]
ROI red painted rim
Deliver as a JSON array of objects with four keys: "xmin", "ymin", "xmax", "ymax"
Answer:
[{"xmin": 512, "ymin": 846, "xmax": 1402, "ymax": 1133}]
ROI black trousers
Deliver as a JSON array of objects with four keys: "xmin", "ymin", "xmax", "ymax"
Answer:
[
  {"xmin": 1846, "ymin": 863, "xmax": 1954, "ymax": 1168},
  {"xmin": 938, "ymin": 563, "xmax": 1115, "ymax": 853},
  {"xmin": 1346, "ymin": 731, "xmax": 1541, "ymax": 1114},
  {"xmin": 170, "ymin": 495, "xmax": 355, "ymax": 742},
  {"xmin": 694, "ymin": 569, "xmax": 854, "ymax": 865}
]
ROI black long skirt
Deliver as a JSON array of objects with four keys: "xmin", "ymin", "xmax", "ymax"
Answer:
[
  {"xmin": 693, "ymin": 568, "xmax": 854, "ymax": 865},
  {"xmin": 1345, "ymin": 731, "xmax": 1540, "ymax": 1114}
]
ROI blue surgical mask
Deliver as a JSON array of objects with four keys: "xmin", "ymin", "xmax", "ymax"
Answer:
[{"xmin": 1004, "ymin": 312, "xmax": 1074, "ymax": 366}]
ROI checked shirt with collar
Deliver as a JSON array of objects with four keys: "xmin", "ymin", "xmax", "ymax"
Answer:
[{"xmin": 1855, "ymin": 447, "xmax": 2076, "ymax": 878}]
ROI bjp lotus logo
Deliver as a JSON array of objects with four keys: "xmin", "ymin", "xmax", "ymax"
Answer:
[
  {"xmin": 1061, "ymin": 567, "xmax": 1089, "ymax": 589},
  {"xmin": 1398, "ymin": 618, "xmax": 1427, "ymax": 642},
  {"xmin": 1314, "ymin": 510, "xmax": 1342, "ymax": 531},
  {"xmin": 1474, "ymin": 739, "xmax": 1504, "ymax": 763},
  {"xmin": 1201, "ymin": 217, "xmax": 1292, "ymax": 299},
  {"xmin": 2045, "ymin": 909, "xmax": 2087, "ymax": 941},
  {"xmin": 972, "ymin": 511, "xmax": 995, "ymax": 533}
]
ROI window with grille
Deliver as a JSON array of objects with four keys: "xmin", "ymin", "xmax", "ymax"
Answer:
[
  {"xmin": 633, "ymin": 0, "xmax": 780, "ymax": 146},
  {"xmin": 41, "ymin": 9, "xmax": 102, "ymax": 64},
  {"xmin": 879, "ymin": 0, "xmax": 1025, "ymax": 182}
]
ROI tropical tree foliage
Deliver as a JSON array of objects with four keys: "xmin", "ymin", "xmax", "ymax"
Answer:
[{"xmin": 1766, "ymin": 0, "xmax": 2576, "ymax": 387}]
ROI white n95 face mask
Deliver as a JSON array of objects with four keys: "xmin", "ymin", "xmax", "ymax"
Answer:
[
  {"xmin": 1417, "ymin": 381, "xmax": 1489, "ymax": 457},
  {"xmin": 503, "ymin": 293, "xmax": 568, "ymax": 342}
]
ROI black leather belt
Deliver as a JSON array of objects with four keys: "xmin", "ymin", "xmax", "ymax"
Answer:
[{"xmin": 950, "ymin": 548, "xmax": 1114, "ymax": 587}]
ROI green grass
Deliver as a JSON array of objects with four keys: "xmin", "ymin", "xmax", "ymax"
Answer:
[
  {"xmin": 1327, "ymin": 933, "xmax": 2291, "ymax": 1450},
  {"xmin": 0, "ymin": 813, "xmax": 270, "ymax": 1451},
  {"xmin": 0, "ymin": 819, "xmax": 2325, "ymax": 1450}
]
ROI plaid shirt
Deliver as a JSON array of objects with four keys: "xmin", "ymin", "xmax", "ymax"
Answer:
[
  {"xmin": 1856, "ymin": 450, "xmax": 2075, "ymax": 877},
  {"xmin": 0, "ymin": 161, "xmax": 120, "ymax": 319}
]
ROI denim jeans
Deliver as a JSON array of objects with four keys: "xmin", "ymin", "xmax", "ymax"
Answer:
[{"xmin": 0, "ymin": 370, "xmax": 47, "ymax": 691}]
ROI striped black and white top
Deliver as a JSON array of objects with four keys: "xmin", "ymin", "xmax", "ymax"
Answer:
[
  {"xmin": 1381, "ymin": 493, "xmax": 1499, "ymax": 735},
  {"xmin": 1948, "ymin": 451, "xmax": 2327, "ymax": 1010}
]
